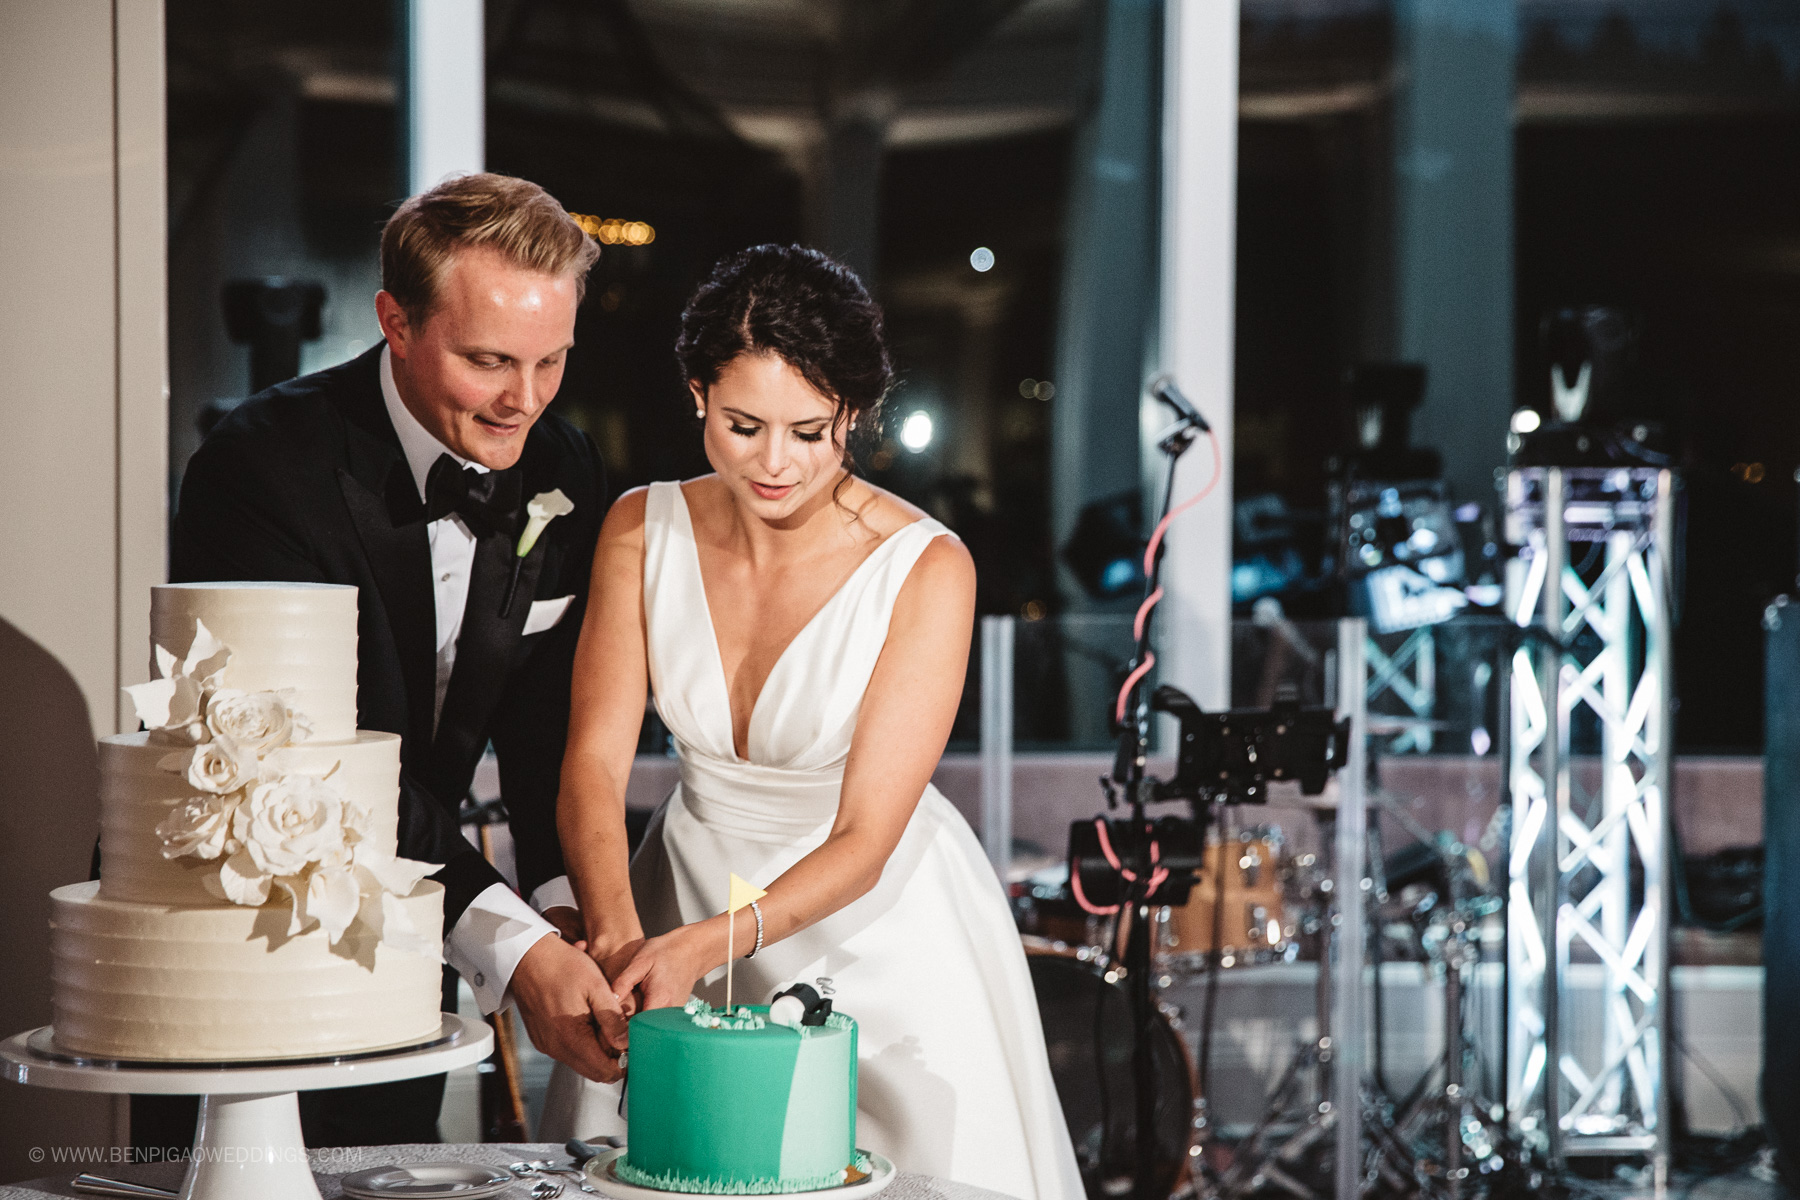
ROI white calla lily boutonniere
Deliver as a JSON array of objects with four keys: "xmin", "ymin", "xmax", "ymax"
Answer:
[
  {"xmin": 517, "ymin": 488, "xmax": 574, "ymax": 558},
  {"xmin": 502, "ymin": 488, "xmax": 574, "ymax": 617}
]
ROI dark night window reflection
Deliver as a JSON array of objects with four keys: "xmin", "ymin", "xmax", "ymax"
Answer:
[
  {"xmin": 166, "ymin": 0, "xmax": 1153, "ymax": 753},
  {"xmin": 1235, "ymin": 0, "xmax": 1800, "ymax": 752},
  {"xmin": 166, "ymin": 0, "xmax": 1800, "ymax": 753}
]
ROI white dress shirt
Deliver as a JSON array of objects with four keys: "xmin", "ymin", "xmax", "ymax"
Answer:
[{"xmin": 380, "ymin": 347, "xmax": 573, "ymax": 1013}]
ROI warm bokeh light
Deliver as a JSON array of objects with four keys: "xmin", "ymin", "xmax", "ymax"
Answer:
[{"xmin": 570, "ymin": 214, "xmax": 656, "ymax": 246}]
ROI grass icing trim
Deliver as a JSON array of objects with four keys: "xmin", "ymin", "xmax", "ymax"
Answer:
[{"xmin": 613, "ymin": 1153, "xmax": 872, "ymax": 1195}]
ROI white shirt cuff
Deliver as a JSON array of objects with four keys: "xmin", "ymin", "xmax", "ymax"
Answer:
[
  {"xmin": 444, "ymin": 882, "xmax": 560, "ymax": 1016},
  {"xmin": 529, "ymin": 875, "xmax": 578, "ymax": 914}
]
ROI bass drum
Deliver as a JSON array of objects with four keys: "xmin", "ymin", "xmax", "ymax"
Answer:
[{"xmin": 1025, "ymin": 940, "xmax": 1196, "ymax": 1200}]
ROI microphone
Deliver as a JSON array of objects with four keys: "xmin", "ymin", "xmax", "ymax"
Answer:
[{"xmin": 1147, "ymin": 374, "xmax": 1212, "ymax": 433}]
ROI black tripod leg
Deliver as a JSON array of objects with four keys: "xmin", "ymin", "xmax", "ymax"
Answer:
[{"xmin": 1132, "ymin": 898, "xmax": 1158, "ymax": 1200}]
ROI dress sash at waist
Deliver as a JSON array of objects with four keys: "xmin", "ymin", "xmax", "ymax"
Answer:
[{"xmin": 675, "ymin": 752, "xmax": 843, "ymax": 843}]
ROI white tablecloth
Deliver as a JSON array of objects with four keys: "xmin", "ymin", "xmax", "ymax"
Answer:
[{"xmin": 1, "ymin": 1143, "xmax": 1024, "ymax": 1200}]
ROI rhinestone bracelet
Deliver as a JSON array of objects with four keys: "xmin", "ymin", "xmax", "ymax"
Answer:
[{"xmin": 745, "ymin": 900, "xmax": 765, "ymax": 959}]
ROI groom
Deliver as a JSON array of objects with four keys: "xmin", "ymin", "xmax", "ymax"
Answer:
[{"xmin": 163, "ymin": 174, "xmax": 618, "ymax": 1145}]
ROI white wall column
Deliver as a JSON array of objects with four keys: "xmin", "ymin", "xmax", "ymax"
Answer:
[
  {"xmin": 406, "ymin": 0, "xmax": 486, "ymax": 194},
  {"xmin": 0, "ymin": 0, "xmax": 167, "ymax": 1173},
  {"xmin": 1157, "ymin": 0, "xmax": 1238, "ymax": 711}
]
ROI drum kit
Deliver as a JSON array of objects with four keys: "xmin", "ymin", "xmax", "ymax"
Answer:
[
  {"xmin": 1013, "ymin": 789, "xmax": 1533, "ymax": 1200},
  {"xmin": 1029, "ymin": 379, "xmax": 1532, "ymax": 1200}
]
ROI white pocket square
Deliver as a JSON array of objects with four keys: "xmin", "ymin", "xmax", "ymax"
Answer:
[{"xmin": 522, "ymin": 595, "xmax": 575, "ymax": 636}]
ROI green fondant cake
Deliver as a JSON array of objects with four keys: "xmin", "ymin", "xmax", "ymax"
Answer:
[{"xmin": 622, "ymin": 1000, "xmax": 859, "ymax": 1193}]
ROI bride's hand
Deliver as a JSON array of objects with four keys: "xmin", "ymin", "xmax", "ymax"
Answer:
[
  {"xmin": 576, "ymin": 936, "xmax": 644, "ymax": 1017},
  {"xmin": 610, "ymin": 926, "xmax": 716, "ymax": 1012},
  {"xmin": 594, "ymin": 938, "xmax": 645, "ymax": 1016}
]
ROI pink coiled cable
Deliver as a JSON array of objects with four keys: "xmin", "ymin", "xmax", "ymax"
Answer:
[
  {"xmin": 1071, "ymin": 818, "xmax": 1171, "ymax": 916},
  {"xmin": 1113, "ymin": 429, "xmax": 1224, "ymax": 725}
]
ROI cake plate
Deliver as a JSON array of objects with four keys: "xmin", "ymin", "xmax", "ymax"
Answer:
[
  {"xmin": 0, "ymin": 1015, "xmax": 492, "ymax": 1200},
  {"xmin": 581, "ymin": 1148, "xmax": 896, "ymax": 1200}
]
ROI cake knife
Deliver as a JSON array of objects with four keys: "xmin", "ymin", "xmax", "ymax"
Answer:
[{"xmin": 70, "ymin": 1175, "xmax": 178, "ymax": 1199}]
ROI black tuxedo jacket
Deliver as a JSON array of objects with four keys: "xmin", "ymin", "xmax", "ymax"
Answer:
[{"xmin": 171, "ymin": 345, "xmax": 605, "ymax": 927}]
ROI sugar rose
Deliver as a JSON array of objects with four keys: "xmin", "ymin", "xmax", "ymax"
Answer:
[
  {"xmin": 161, "ymin": 737, "xmax": 255, "ymax": 795},
  {"xmin": 156, "ymin": 793, "xmax": 239, "ymax": 861},
  {"xmin": 206, "ymin": 689, "xmax": 305, "ymax": 754},
  {"xmin": 235, "ymin": 774, "xmax": 347, "ymax": 878}
]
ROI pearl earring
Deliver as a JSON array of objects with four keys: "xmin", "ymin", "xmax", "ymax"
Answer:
[{"xmin": 695, "ymin": 408, "xmax": 705, "ymax": 420}]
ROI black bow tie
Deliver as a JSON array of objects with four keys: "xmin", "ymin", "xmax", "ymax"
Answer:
[{"xmin": 424, "ymin": 453, "xmax": 520, "ymax": 536}]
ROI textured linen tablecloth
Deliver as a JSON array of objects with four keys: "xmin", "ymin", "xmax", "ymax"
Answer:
[{"xmin": 0, "ymin": 1143, "xmax": 1024, "ymax": 1200}]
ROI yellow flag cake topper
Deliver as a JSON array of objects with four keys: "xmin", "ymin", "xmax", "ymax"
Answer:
[
  {"xmin": 728, "ymin": 873, "xmax": 767, "ymax": 914},
  {"xmin": 723, "ymin": 873, "xmax": 768, "ymax": 1016}
]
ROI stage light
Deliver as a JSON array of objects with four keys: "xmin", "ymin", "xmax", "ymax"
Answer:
[
  {"xmin": 1100, "ymin": 559, "xmax": 1137, "ymax": 593},
  {"xmin": 1062, "ymin": 492, "xmax": 1147, "ymax": 599},
  {"xmin": 969, "ymin": 246, "xmax": 995, "ymax": 272},
  {"xmin": 900, "ymin": 410, "xmax": 934, "ymax": 451},
  {"xmin": 1511, "ymin": 408, "xmax": 1541, "ymax": 434}
]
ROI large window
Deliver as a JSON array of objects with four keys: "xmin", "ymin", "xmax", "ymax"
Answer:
[
  {"xmin": 1233, "ymin": 0, "xmax": 1800, "ymax": 751},
  {"xmin": 168, "ymin": 1, "xmax": 1799, "ymax": 751},
  {"xmin": 167, "ymin": 0, "xmax": 1164, "ymax": 751}
]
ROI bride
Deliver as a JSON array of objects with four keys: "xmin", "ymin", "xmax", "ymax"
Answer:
[{"xmin": 539, "ymin": 244, "xmax": 1083, "ymax": 1198}]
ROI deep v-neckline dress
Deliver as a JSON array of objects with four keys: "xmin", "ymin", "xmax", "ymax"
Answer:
[{"xmin": 541, "ymin": 481, "xmax": 1083, "ymax": 1199}]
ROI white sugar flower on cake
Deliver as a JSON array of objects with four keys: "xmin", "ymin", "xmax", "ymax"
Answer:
[
  {"xmin": 160, "ymin": 736, "xmax": 256, "ymax": 795},
  {"xmin": 285, "ymin": 866, "xmax": 359, "ymax": 941},
  {"xmin": 205, "ymin": 771, "xmax": 438, "ymax": 945},
  {"xmin": 131, "ymin": 619, "xmax": 437, "ymax": 953},
  {"xmin": 233, "ymin": 773, "xmax": 350, "ymax": 879},
  {"xmin": 205, "ymin": 688, "xmax": 313, "ymax": 753},
  {"xmin": 155, "ymin": 793, "xmax": 238, "ymax": 860},
  {"xmin": 123, "ymin": 619, "xmax": 232, "ymax": 744}
]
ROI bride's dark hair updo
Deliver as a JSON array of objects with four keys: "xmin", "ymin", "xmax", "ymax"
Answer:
[{"xmin": 675, "ymin": 245, "xmax": 893, "ymax": 461}]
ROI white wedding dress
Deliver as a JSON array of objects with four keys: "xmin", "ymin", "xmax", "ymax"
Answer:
[{"xmin": 540, "ymin": 480, "xmax": 1083, "ymax": 1200}]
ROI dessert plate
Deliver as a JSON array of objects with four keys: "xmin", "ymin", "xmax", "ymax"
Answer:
[
  {"xmin": 339, "ymin": 1163, "xmax": 517, "ymax": 1198},
  {"xmin": 583, "ymin": 1149, "xmax": 896, "ymax": 1200}
]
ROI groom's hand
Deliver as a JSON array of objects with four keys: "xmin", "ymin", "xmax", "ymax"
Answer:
[{"xmin": 509, "ymin": 933, "xmax": 628, "ymax": 1083}]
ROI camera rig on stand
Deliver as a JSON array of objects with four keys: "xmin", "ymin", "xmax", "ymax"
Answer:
[
  {"xmin": 1061, "ymin": 378, "xmax": 1356, "ymax": 1200},
  {"xmin": 1055, "ymin": 379, "xmax": 1545, "ymax": 1200}
]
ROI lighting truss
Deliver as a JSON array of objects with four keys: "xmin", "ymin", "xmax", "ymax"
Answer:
[
  {"xmin": 1366, "ymin": 626, "xmax": 1437, "ymax": 753},
  {"xmin": 1502, "ymin": 467, "xmax": 1674, "ymax": 1176}
]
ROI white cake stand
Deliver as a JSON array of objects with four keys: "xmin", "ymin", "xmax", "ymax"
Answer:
[{"xmin": 0, "ymin": 1016, "xmax": 492, "ymax": 1200}]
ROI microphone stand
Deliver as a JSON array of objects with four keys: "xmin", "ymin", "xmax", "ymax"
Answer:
[{"xmin": 1114, "ymin": 384, "xmax": 1207, "ymax": 1200}]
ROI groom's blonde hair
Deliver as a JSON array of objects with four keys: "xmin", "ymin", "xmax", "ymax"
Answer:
[{"xmin": 381, "ymin": 173, "xmax": 600, "ymax": 323}]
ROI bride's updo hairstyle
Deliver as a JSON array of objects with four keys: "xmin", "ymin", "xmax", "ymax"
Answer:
[{"xmin": 675, "ymin": 244, "xmax": 892, "ymax": 475}]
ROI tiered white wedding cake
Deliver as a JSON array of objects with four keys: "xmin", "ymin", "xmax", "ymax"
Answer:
[{"xmin": 50, "ymin": 583, "xmax": 445, "ymax": 1061}]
